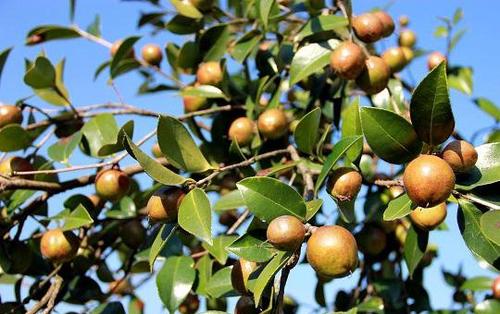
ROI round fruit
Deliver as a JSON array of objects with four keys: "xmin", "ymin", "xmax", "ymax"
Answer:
[
  {"xmin": 231, "ymin": 259, "xmax": 258, "ymax": 294},
  {"xmin": 352, "ymin": 13, "xmax": 384, "ymax": 43},
  {"xmin": 183, "ymin": 87, "xmax": 209, "ymax": 112},
  {"xmin": 441, "ymin": 140, "xmax": 478, "ymax": 173},
  {"xmin": 0, "ymin": 156, "xmax": 34, "ymax": 179},
  {"xmin": 306, "ymin": 225, "xmax": 358, "ymax": 278},
  {"xmin": 355, "ymin": 56, "xmax": 390, "ymax": 95},
  {"xmin": 257, "ymin": 108, "xmax": 288, "ymax": 140},
  {"xmin": 235, "ymin": 296, "xmax": 258, "ymax": 314},
  {"xmin": 357, "ymin": 225, "xmax": 387, "ymax": 256},
  {"xmin": 401, "ymin": 47, "xmax": 414, "ymax": 64},
  {"xmin": 120, "ymin": 220, "xmax": 146, "ymax": 249},
  {"xmin": 179, "ymin": 293, "xmax": 200, "ymax": 314},
  {"xmin": 399, "ymin": 15, "xmax": 409, "ymax": 27},
  {"xmin": 403, "ymin": 155, "xmax": 456, "ymax": 208},
  {"xmin": 398, "ymin": 29, "xmax": 417, "ymax": 48},
  {"xmin": 327, "ymin": 167, "xmax": 363, "ymax": 201},
  {"xmin": 427, "ymin": 51, "xmax": 446, "ymax": 70},
  {"xmin": 110, "ymin": 40, "xmax": 135, "ymax": 58},
  {"xmin": 266, "ymin": 215, "xmax": 305, "ymax": 251},
  {"xmin": 40, "ymin": 228, "xmax": 80, "ymax": 263},
  {"xmin": 141, "ymin": 43, "xmax": 163, "ymax": 66},
  {"xmin": 219, "ymin": 210, "xmax": 239, "ymax": 227},
  {"xmin": 373, "ymin": 11, "xmax": 395, "ymax": 37},
  {"xmin": 382, "ymin": 47, "xmax": 407, "ymax": 73},
  {"xmin": 109, "ymin": 279, "xmax": 133, "ymax": 295},
  {"xmin": 329, "ymin": 42, "xmax": 366, "ymax": 80},
  {"xmin": 151, "ymin": 143, "xmax": 163, "ymax": 158},
  {"xmin": 410, "ymin": 202, "xmax": 447, "ymax": 231},
  {"xmin": 196, "ymin": 61, "xmax": 223, "ymax": 85},
  {"xmin": 492, "ymin": 276, "xmax": 500, "ymax": 299},
  {"xmin": 147, "ymin": 187, "xmax": 185, "ymax": 223},
  {"xmin": 0, "ymin": 105, "xmax": 23, "ymax": 128},
  {"xmin": 95, "ymin": 169, "xmax": 131, "ymax": 201},
  {"xmin": 228, "ymin": 117, "xmax": 255, "ymax": 146}
]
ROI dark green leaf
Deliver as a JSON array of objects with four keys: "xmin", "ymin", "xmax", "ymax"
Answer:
[
  {"xmin": 24, "ymin": 56, "xmax": 55, "ymax": 89},
  {"xmin": 26, "ymin": 25, "xmax": 80, "ymax": 45},
  {"xmin": 296, "ymin": 15, "xmax": 348, "ymax": 41},
  {"xmin": 149, "ymin": 224, "xmax": 178, "ymax": 271},
  {"xmin": 91, "ymin": 302, "xmax": 125, "ymax": 314},
  {"xmin": 0, "ymin": 47, "xmax": 12, "ymax": 87},
  {"xmin": 110, "ymin": 36, "xmax": 140, "ymax": 78},
  {"xmin": 256, "ymin": 0, "xmax": 275, "ymax": 29},
  {"xmin": 253, "ymin": 251, "xmax": 292, "ymax": 304},
  {"xmin": 294, "ymin": 107, "xmax": 321, "ymax": 154},
  {"xmin": 202, "ymin": 235, "xmax": 238, "ymax": 264},
  {"xmin": 98, "ymin": 120, "xmax": 134, "ymax": 156},
  {"xmin": 306, "ymin": 199, "xmax": 323, "ymax": 221},
  {"xmin": 404, "ymin": 225, "xmax": 428, "ymax": 277},
  {"xmin": 156, "ymin": 256, "xmax": 196, "ymax": 313},
  {"xmin": 178, "ymin": 188, "xmax": 213, "ymax": 245},
  {"xmin": 205, "ymin": 267, "xmax": 235, "ymax": 298},
  {"xmin": 200, "ymin": 24, "xmax": 231, "ymax": 61},
  {"xmin": 0, "ymin": 125, "xmax": 33, "ymax": 152},
  {"xmin": 228, "ymin": 233, "xmax": 275, "ymax": 262},
  {"xmin": 81, "ymin": 113, "xmax": 119, "ymax": 157},
  {"xmin": 231, "ymin": 30, "xmax": 263, "ymax": 63},
  {"xmin": 480, "ymin": 210, "xmax": 500, "ymax": 245},
  {"xmin": 383, "ymin": 194, "xmax": 415, "ymax": 221},
  {"xmin": 166, "ymin": 15, "xmax": 203, "ymax": 34},
  {"xmin": 342, "ymin": 98, "xmax": 363, "ymax": 162}
]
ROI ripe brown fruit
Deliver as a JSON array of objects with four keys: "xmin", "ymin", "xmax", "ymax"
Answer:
[
  {"xmin": 234, "ymin": 296, "xmax": 258, "ymax": 314},
  {"xmin": 40, "ymin": 228, "xmax": 80, "ymax": 263},
  {"xmin": 183, "ymin": 88, "xmax": 209, "ymax": 113},
  {"xmin": 266, "ymin": 215, "xmax": 305, "ymax": 251},
  {"xmin": 492, "ymin": 276, "xmax": 500, "ymax": 299},
  {"xmin": 403, "ymin": 155, "xmax": 456, "ymax": 208},
  {"xmin": 141, "ymin": 43, "xmax": 163, "ymax": 66},
  {"xmin": 352, "ymin": 13, "xmax": 384, "ymax": 43},
  {"xmin": 179, "ymin": 293, "xmax": 200, "ymax": 314},
  {"xmin": 398, "ymin": 29, "xmax": 417, "ymax": 48},
  {"xmin": 0, "ymin": 105, "xmax": 23, "ymax": 128},
  {"xmin": 399, "ymin": 15, "xmax": 409, "ymax": 27},
  {"xmin": 95, "ymin": 169, "xmax": 131, "ymax": 201},
  {"xmin": 196, "ymin": 61, "xmax": 223, "ymax": 85},
  {"xmin": 231, "ymin": 259, "xmax": 258, "ymax": 294},
  {"xmin": 355, "ymin": 56, "xmax": 390, "ymax": 95},
  {"xmin": 410, "ymin": 202, "xmax": 447, "ymax": 231},
  {"xmin": 147, "ymin": 186, "xmax": 185, "ymax": 223},
  {"xmin": 327, "ymin": 167, "xmax": 362, "ymax": 201},
  {"xmin": 119, "ymin": 220, "xmax": 146, "ymax": 249},
  {"xmin": 373, "ymin": 11, "xmax": 395, "ymax": 37},
  {"xmin": 306, "ymin": 225, "xmax": 358, "ymax": 278},
  {"xmin": 110, "ymin": 40, "xmax": 135, "ymax": 58},
  {"xmin": 0, "ymin": 156, "xmax": 34, "ymax": 179},
  {"xmin": 228, "ymin": 117, "xmax": 255, "ymax": 146},
  {"xmin": 427, "ymin": 51, "xmax": 447, "ymax": 70},
  {"xmin": 357, "ymin": 225, "xmax": 387, "ymax": 256},
  {"xmin": 329, "ymin": 42, "xmax": 366, "ymax": 80},
  {"xmin": 382, "ymin": 47, "xmax": 407, "ymax": 73},
  {"xmin": 219, "ymin": 209, "xmax": 239, "ymax": 227},
  {"xmin": 257, "ymin": 108, "xmax": 288, "ymax": 140},
  {"xmin": 151, "ymin": 143, "xmax": 163, "ymax": 158},
  {"xmin": 441, "ymin": 140, "xmax": 478, "ymax": 173}
]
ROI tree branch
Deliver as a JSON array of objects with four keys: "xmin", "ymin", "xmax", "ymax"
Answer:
[{"xmin": 287, "ymin": 145, "xmax": 314, "ymax": 201}]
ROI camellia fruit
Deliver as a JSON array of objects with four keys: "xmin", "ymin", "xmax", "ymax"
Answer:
[
  {"xmin": 0, "ymin": 156, "xmax": 35, "ymax": 180},
  {"xmin": 382, "ymin": 47, "xmax": 407, "ymax": 73},
  {"xmin": 410, "ymin": 202, "xmax": 447, "ymax": 231},
  {"xmin": 373, "ymin": 11, "xmax": 395, "ymax": 37},
  {"xmin": 179, "ymin": 293, "xmax": 200, "ymax": 314},
  {"xmin": 357, "ymin": 225, "xmax": 387, "ymax": 256},
  {"xmin": 398, "ymin": 29, "xmax": 417, "ymax": 48},
  {"xmin": 228, "ymin": 117, "xmax": 255, "ymax": 146},
  {"xmin": 441, "ymin": 140, "xmax": 478, "ymax": 173},
  {"xmin": 231, "ymin": 259, "xmax": 257, "ymax": 294},
  {"xmin": 327, "ymin": 167, "xmax": 363, "ymax": 201},
  {"xmin": 355, "ymin": 56, "xmax": 391, "ymax": 95},
  {"xmin": 427, "ymin": 51, "xmax": 447, "ymax": 70},
  {"xmin": 403, "ymin": 155, "xmax": 455, "ymax": 208},
  {"xmin": 0, "ymin": 105, "xmax": 23, "ymax": 128},
  {"xmin": 183, "ymin": 87, "xmax": 209, "ymax": 113},
  {"xmin": 110, "ymin": 39, "xmax": 135, "ymax": 58},
  {"xmin": 40, "ymin": 228, "xmax": 80, "ymax": 263},
  {"xmin": 196, "ymin": 61, "xmax": 223, "ymax": 85},
  {"xmin": 141, "ymin": 43, "xmax": 163, "ymax": 66},
  {"xmin": 401, "ymin": 47, "xmax": 414, "ymax": 64},
  {"xmin": 329, "ymin": 42, "xmax": 366, "ymax": 80},
  {"xmin": 266, "ymin": 215, "xmax": 306, "ymax": 251},
  {"xmin": 492, "ymin": 276, "xmax": 500, "ymax": 299},
  {"xmin": 234, "ymin": 296, "xmax": 258, "ymax": 314},
  {"xmin": 352, "ymin": 13, "xmax": 384, "ymax": 43},
  {"xmin": 257, "ymin": 108, "xmax": 288, "ymax": 140},
  {"xmin": 119, "ymin": 220, "xmax": 146, "ymax": 249},
  {"xmin": 306, "ymin": 225, "xmax": 358, "ymax": 278},
  {"xmin": 95, "ymin": 169, "xmax": 131, "ymax": 201},
  {"xmin": 147, "ymin": 186, "xmax": 185, "ymax": 223}
]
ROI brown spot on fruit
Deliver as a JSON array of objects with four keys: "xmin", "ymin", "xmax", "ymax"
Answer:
[
  {"xmin": 266, "ymin": 215, "xmax": 305, "ymax": 251},
  {"xmin": 329, "ymin": 42, "xmax": 366, "ymax": 80},
  {"xmin": 410, "ymin": 202, "xmax": 447, "ymax": 231},
  {"xmin": 441, "ymin": 140, "xmax": 478, "ymax": 173},
  {"xmin": 40, "ymin": 228, "xmax": 80, "ymax": 263},
  {"xmin": 147, "ymin": 187, "xmax": 185, "ymax": 223}
]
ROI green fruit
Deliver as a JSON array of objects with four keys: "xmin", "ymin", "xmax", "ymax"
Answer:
[
  {"xmin": 355, "ymin": 56, "xmax": 391, "ymax": 95},
  {"xmin": 382, "ymin": 47, "xmax": 407, "ymax": 73}
]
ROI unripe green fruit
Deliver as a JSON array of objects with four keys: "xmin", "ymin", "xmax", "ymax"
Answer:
[
  {"xmin": 141, "ymin": 43, "xmax": 163, "ymax": 66},
  {"xmin": 228, "ymin": 117, "xmax": 255, "ymax": 146},
  {"xmin": 382, "ymin": 47, "xmax": 407, "ymax": 73},
  {"xmin": 357, "ymin": 225, "xmax": 387, "ymax": 256},
  {"xmin": 398, "ymin": 29, "xmax": 417, "ymax": 48},
  {"xmin": 196, "ymin": 61, "xmax": 223, "ymax": 85},
  {"xmin": 356, "ymin": 56, "xmax": 390, "ymax": 95},
  {"xmin": 441, "ymin": 140, "xmax": 478, "ymax": 173},
  {"xmin": 373, "ymin": 11, "xmax": 395, "ymax": 37},
  {"xmin": 330, "ymin": 42, "xmax": 366, "ymax": 80},
  {"xmin": 327, "ymin": 167, "xmax": 363, "ymax": 201},
  {"xmin": 147, "ymin": 186, "xmax": 185, "ymax": 223},
  {"xmin": 40, "ymin": 228, "xmax": 80, "ymax": 263},
  {"xmin": 235, "ymin": 296, "xmax": 258, "ymax": 314},
  {"xmin": 427, "ymin": 51, "xmax": 447, "ymax": 71},
  {"xmin": 95, "ymin": 169, "xmax": 131, "ymax": 201},
  {"xmin": 266, "ymin": 215, "xmax": 305, "ymax": 251},
  {"xmin": 257, "ymin": 108, "xmax": 288, "ymax": 139},
  {"xmin": 231, "ymin": 259, "xmax": 257, "ymax": 294},
  {"xmin": 0, "ymin": 105, "xmax": 23, "ymax": 128},
  {"xmin": 0, "ymin": 156, "xmax": 35, "ymax": 180},
  {"xmin": 410, "ymin": 202, "xmax": 447, "ymax": 231},
  {"xmin": 110, "ymin": 40, "xmax": 135, "ymax": 58},
  {"xmin": 403, "ymin": 155, "xmax": 455, "ymax": 208},
  {"xmin": 119, "ymin": 220, "xmax": 146, "ymax": 249},
  {"xmin": 352, "ymin": 13, "xmax": 384, "ymax": 43},
  {"xmin": 306, "ymin": 225, "xmax": 358, "ymax": 278}
]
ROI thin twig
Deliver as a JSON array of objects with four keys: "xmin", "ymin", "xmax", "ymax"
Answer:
[{"xmin": 287, "ymin": 145, "xmax": 314, "ymax": 201}]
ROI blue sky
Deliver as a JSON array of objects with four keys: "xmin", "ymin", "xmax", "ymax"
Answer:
[{"xmin": 0, "ymin": 0, "xmax": 498, "ymax": 313}]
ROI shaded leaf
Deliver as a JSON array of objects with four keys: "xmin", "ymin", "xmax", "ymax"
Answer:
[
  {"xmin": 0, "ymin": 125, "xmax": 33, "ymax": 152},
  {"xmin": 404, "ymin": 225, "xmax": 428, "ymax": 277},
  {"xmin": 205, "ymin": 267, "xmax": 235, "ymax": 298},
  {"xmin": 81, "ymin": 113, "xmax": 119, "ymax": 157},
  {"xmin": 110, "ymin": 36, "xmax": 140, "ymax": 78},
  {"xmin": 0, "ymin": 47, "xmax": 12, "ymax": 87},
  {"xmin": 149, "ymin": 224, "xmax": 178, "ymax": 271},
  {"xmin": 297, "ymin": 15, "xmax": 348, "ymax": 41},
  {"xmin": 253, "ymin": 251, "xmax": 292, "ymax": 304}
]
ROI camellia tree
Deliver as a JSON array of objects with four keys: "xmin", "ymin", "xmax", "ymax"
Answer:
[{"xmin": 0, "ymin": 0, "xmax": 499, "ymax": 313}]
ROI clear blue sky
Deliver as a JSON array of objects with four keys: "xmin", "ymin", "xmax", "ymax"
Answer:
[{"xmin": 0, "ymin": 0, "xmax": 498, "ymax": 313}]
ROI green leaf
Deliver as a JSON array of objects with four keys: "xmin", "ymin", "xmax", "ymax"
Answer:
[
  {"xmin": 0, "ymin": 47, "xmax": 12, "ymax": 87},
  {"xmin": 149, "ymin": 224, "xmax": 178, "ymax": 271},
  {"xmin": 156, "ymin": 256, "xmax": 196, "ymax": 313},
  {"xmin": 166, "ymin": 15, "xmax": 203, "ymax": 35},
  {"xmin": 306, "ymin": 199, "xmax": 323, "ymax": 221},
  {"xmin": 460, "ymin": 276, "xmax": 494, "ymax": 291},
  {"xmin": 195, "ymin": 254, "xmax": 213, "ymax": 296},
  {"xmin": 450, "ymin": 29, "xmax": 466, "ymax": 52},
  {"xmin": 453, "ymin": 8, "xmax": 463, "ymax": 24},
  {"xmin": 404, "ymin": 225, "xmax": 428, "ymax": 277},
  {"xmin": 87, "ymin": 15, "xmax": 101, "ymax": 37},
  {"xmin": 110, "ymin": 36, "xmax": 140, "ymax": 78},
  {"xmin": 180, "ymin": 85, "xmax": 227, "ymax": 99},
  {"xmin": 106, "ymin": 196, "xmax": 137, "ymax": 219},
  {"xmin": 410, "ymin": 62, "xmax": 454, "ymax": 145},
  {"xmin": 34, "ymin": 87, "xmax": 70, "ymax": 106},
  {"xmin": 473, "ymin": 97, "xmax": 500, "ymax": 121},
  {"xmin": 357, "ymin": 297, "xmax": 384, "ymax": 313},
  {"xmin": 26, "ymin": 25, "xmax": 80, "ymax": 45},
  {"xmin": 214, "ymin": 189, "xmax": 245, "ymax": 211},
  {"xmin": 49, "ymin": 204, "xmax": 94, "ymax": 231},
  {"xmin": 332, "ymin": 198, "xmax": 356, "ymax": 223},
  {"xmin": 0, "ymin": 125, "xmax": 33, "ymax": 152},
  {"xmin": 98, "ymin": 120, "xmax": 134, "ymax": 156},
  {"xmin": 253, "ymin": 251, "xmax": 292, "ymax": 304},
  {"xmin": 237, "ymin": 176, "xmax": 307, "ymax": 222},
  {"xmin": 24, "ymin": 56, "xmax": 55, "ymax": 89},
  {"xmin": 199, "ymin": 24, "xmax": 231, "ymax": 61},
  {"xmin": 475, "ymin": 299, "xmax": 500, "ymax": 314},
  {"xmin": 176, "ymin": 41, "xmax": 201, "ymax": 71},
  {"xmin": 91, "ymin": 302, "xmax": 125, "ymax": 314},
  {"xmin": 480, "ymin": 210, "xmax": 500, "ymax": 245},
  {"xmin": 205, "ymin": 267, "xmax": 235, "ymax": 298},
  {"xmin": 256, "ymin": 0, "xmax": 275, "ymax": 29},
  {"xmin": 296, "ymin": 15, "xmax": 348, "ymax": 41},
  {"xmin": 457, "ymin": 199, "xmax": 500, "ymax": 270},
  {"xmin": 433, "ymin": 26, "xmax": 448, "ymax": 38},
  {"xmin": 81, "ymin": 113, "xmax": 119, "ymax": 157},
  {"xmin": 158, "ymin": 115, "xmax": 212, "ymax": 173},
  {"xmin": 342, "ymin": 98, "xmax": 363, "ymax": 162},
  {"xmin": 383, "ymin": 194, "xmax": 415, "ymax": 221},
  {"xmin": 448, "ymin": 67, "xmax": 473, "ymax": 95},
  {"xmin": 294, "ymin": 107, "xmax": 321, "ymax": 154},
  {"xmin": 360, "ymin": 107, "xmax": 423, "ymax": 164},
  {"xmin": 314, "ymin": 136, "xmax": 363, "ymax": 194},
  {"xmin": 170, "ymin": 0, "xmax": 203, "ymax": 19},
  {"xmin": 123, "ymin": 134, "xmax": 187, "ymax": 186},
  {"xmin": 227, "ymin": 234, "xmax": 275, "ymax": 263},
  {"xmin": 231, "ymin": 30, "xmax": 263, "ymax": 63},
  {"xmin": 178, "ymin": 188, "xmax": 213, "ymax": 245},
  {"xmin": 289, "ymin": 39, "xmax": 340, "ymax": 86},
  {"xmin": 48, "ymin": 131, "xmax": 82, "ymax": 162},
  {"xmin": 202, "ymin": 235, "xmax": 237, "ymax": 264},
  {"xmin": 456, "ymin": 143, "xmax": 500, "ymax": 190}
]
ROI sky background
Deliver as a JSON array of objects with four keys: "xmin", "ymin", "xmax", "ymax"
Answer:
[{"xmin": 0, "ymin": 0, "xmax": 499, "ymax": 313}]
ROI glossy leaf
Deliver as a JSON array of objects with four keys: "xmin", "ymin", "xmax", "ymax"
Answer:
[
  {"xmin": 456, "ymin": 143, "xmax": 500, "ymax": 190},
  {"xmin": 24, "ymin": 56, "xmax": 55, "ymax": 88},
  {"xmin": 205, "ymin": 267, "xmax": 235, "ymax": 298},
  {"xmin": 214, "ymin": 189, "xmax": 245, "ymax": 211},
  {"xmin": 342, "ymin": 98, "xmax": 363, "ymax": 162},
  {"xmin": 157, "ymin": 115, "xmax": 212, "ymax": 173},
  {"xmin": 26, "ymin": 25, "xmax": 80, "ymax": 45},
  {"xmin": 48, "ymin": 132, "xmax": 82, "ymax": 162},
  {"xmin": 460, "ymin": 276, "xmax": 494, "ymax": 291},
  {"xmin": 202, "ymin": 235, "xmax": 237, "ymax": 264},
  {"xmin": 474, "ymin": 97, "xmax": 500, "ymax": 121},
  {"xmin": 156, "ymin": 256, "xmax": 196, "ymax": 313},
  {"xmin": 237, "ymin": 176, "xmax": 307, "ymax": 222},
  {"xmin": 0, "ymin": 47, "xmax": 12, "ymax": 87},
  {"xmin": 231, "ymin": 30, "xmax": 262, "ymax": 63},
  {"xmin": 227, "ymin": 233, "xmax": 275, "ymax": 262},
  {"xmin": 178, "ymin": 188, "xmax": 213, "ymax": 245},
  {"xmin": 306, "ymin": 199, "xmax": 323, "ymax": 221},
  {"xmin": 195, "ymin": 254, "xmax": 213, "ymax": 296},
  {"xmin": 180, "ymin": 85, "xmax": 227, "ymax": 99},
  {"xmin": 86, "ymin": 15, "xmax": 101, "ymax": 37},
  {"xmin": 410, "ymin": 62, "xmax": 454, "ymax": 145},
  {"xmin": 404, "ymin": 225, "xmax": 428, "ymax": 277},
  {"xmin": 149, "ymin": 224, "xmax": 178, "ymax": 271},
  {"xmin": 256, "ymin": 0, "xmax": 275, "ymax": 29},
  {"xmin": 480, "ymin": 210, "xmax": 500, "ymax": 245},
  {"xmin": 0, "ymin": 125, "xmax": 33, "ymax": 152},
  {"xmin": 98, "ymin": 120, "xmax": 134, "ymax": 156},
  {"xmin": 106, "ymin": 196, "xmax": 137, "ymax": 219},
  {"xmin": 110, "ymin": 36, "xmax": 140, "ymax": 78},
  {"xmin": 360, "ymin": 107, "xmax": 422, "ymax": 164},
  {"xmin": 81, "ymin": 113, "xmax": 119, "ymax": 157},
  {"xmin": 383, "ymin": 194, "xmax": 415, "ymax": 221},
  {"xmin": 49, "ymin": 205, "xmax": 94, "ymax": 231},
  {"xmin": 170, "ymin": 0, "xmax": 203, "ymax": 19},
  {"xmin": 166, "ymin": 15, "xmax": 203, "ymax": 35},
  {"xmin": 199, "ymin": 24, "xmax": 231, "ymax": 61},
  {"xmin": 294, "ymin": 107, "xmax": 321, "ymax": 154},
  {"xmin": 448, "ymin": 66, "xmax": 473, "ymax": 95},
  {"xmin": 253, "ymin": 251, "xmax": 292, "ymax": 304},
  {"xmin": 296, "ymin": 15, "xmax": 348, "ymax": 41}
]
